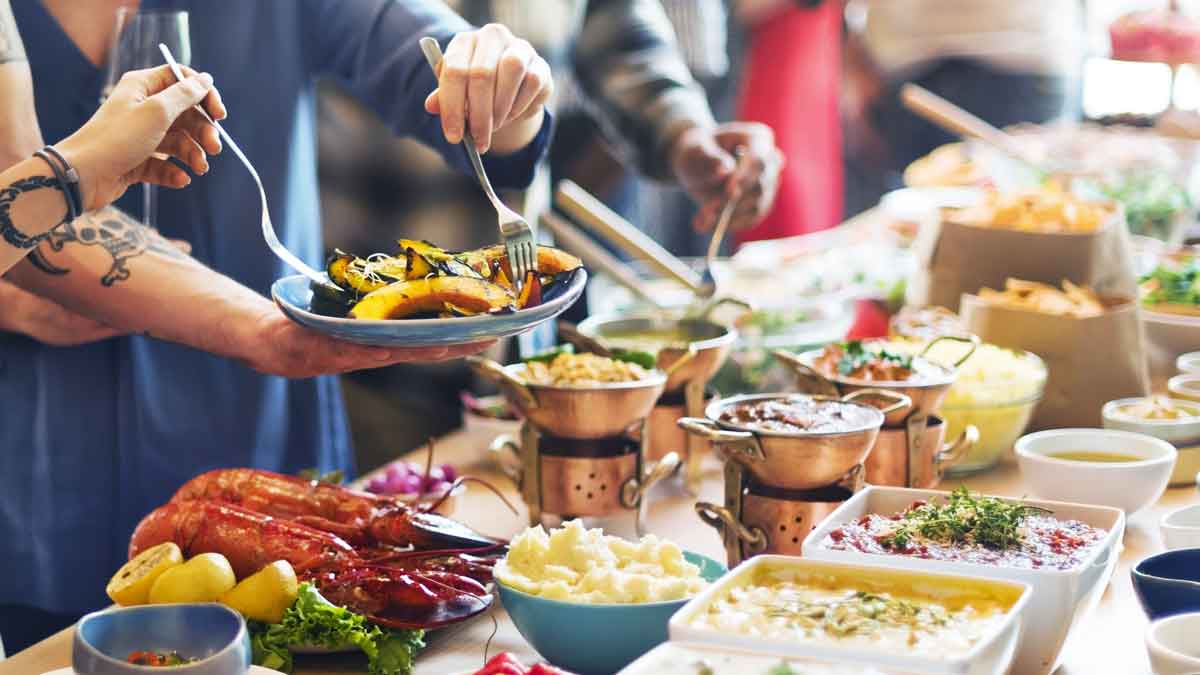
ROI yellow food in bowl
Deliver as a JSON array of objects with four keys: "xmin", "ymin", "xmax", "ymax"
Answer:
[
  {"xmin": 892, "ymin": 340, "xmax": 1047, "ymax": 472},
  {"xmin": 495, "ymin": 520, "xmax": 708, "ymax": 604}
]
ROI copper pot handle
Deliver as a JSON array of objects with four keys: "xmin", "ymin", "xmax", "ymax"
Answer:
[
  {"xmin": 663, "ymin": 345, "xmax": 699, "ymax": 378},
  {"xmin": 772, "ymin": 349, "xmax": 841, "ymax": 397},
  {"xmin": 935, "ymin": 424, "xmax": 979, "ymax": 475},
  {"xmin": 695, "ymin": 502, "xmax": 767, "ymax": 554},
  {"xmin": 677, "ymin": 418, "xmax": 766, "ymax": 463},
  {"xmin": 467, "ymin": 356, "xmax": 538, "ymax": 410},
  {"xmin": 621, "ymin": 451, "xmax": 681, "ymax": 508},
  {"xmin": 556, "ymin": 320, "xmax": 612, "ymax": 357},
  {"xmin": 488, "ymin": 434, "xmax": 524, "ymax": 489},
  {"xmin": 841, "ymin": 388, "xmax": 913, "ymax": 417},
  {"xmin": 920, "ymin": 334, "xmax": 980, "ymax": 368}
]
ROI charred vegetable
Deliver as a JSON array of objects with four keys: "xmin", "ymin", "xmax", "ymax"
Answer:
[{"xmin": 319, "ymin": 240, "xmax": 582, "ymax": 320}]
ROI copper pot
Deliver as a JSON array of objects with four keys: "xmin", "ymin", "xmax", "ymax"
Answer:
[
  {"xmin": 468, "ymin": 357, "xmax": 666, "ymax": 439},
  {"xmin": 864, "ymin": 416, "xmax": 979, "ymax": 488},
  {"xmin": 677, "ymin": 391, "xmax": 910, "ymax": 490},
  {"xmin": 774, "ymin": 335, "xmax": 979, "ymax": 425},
  {"xmin": 575, "ymin": 314, "xmax": 736, "ymax": 393}
]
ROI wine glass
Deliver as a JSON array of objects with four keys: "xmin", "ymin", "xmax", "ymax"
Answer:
[{"xmin": 102, "ymin": 7, "xmax": 191, "ymax": 229}]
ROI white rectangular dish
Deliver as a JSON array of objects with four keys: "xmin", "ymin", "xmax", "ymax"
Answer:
[
  {"xmin": 618, "ymin": 641, "xmax": 913, "ymax": 675},
  {"xmin": 668, "ymin": 555, "xmax": 1029, "ymax": 675},
  {"xmin": 802, "ymin": 486, "xmax": 1125, "ymax": 675}
]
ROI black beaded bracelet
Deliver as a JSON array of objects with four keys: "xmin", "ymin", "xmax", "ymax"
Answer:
[{"xmin": 39, "ymin": 145, "xmax": 83, "ymax": 220}]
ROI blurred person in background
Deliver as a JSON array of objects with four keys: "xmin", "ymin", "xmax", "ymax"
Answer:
[
  {"xmin": 0, "ymin": 0, "xmax": 554, "ymax": 652},
  {"xmin": 734, "ymin": 0, "xmax": 844, "ymax": 244},
  {"xmin": 843, "ymin": 0, "xmax": 1086, "ymax": 215}
]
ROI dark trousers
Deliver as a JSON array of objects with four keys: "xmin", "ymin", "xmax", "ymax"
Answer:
[{"xmin": 0, "ymin": 604, "xmax": 80, "ymax": 655}]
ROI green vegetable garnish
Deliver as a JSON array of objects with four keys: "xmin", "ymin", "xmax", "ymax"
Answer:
[
  {"xmin": 1140, "ymin": 261, "xmax": 1200, "ymax": 308},
  {"xmin": 250, "ymin": 583, "xmax": 424, "ymax": 675},
  {"xmin": 609, "ymin": 348, "xmax": 658, "ymax": 370},
  {"xmin": 881, "ymin": 487, "xmax": 1050, "ymax": 551},
  {"xmin": 766, "ymin": 663, "xmax": 799, "ymax": 675},
  {"xmin": 836, "ymin": 340, "xmax": 912, "ymax": 377}
]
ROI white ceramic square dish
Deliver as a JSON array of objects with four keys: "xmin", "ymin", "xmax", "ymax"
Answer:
[
  {"xmin": 618, "ymin": 641, "xmax": 914, "ymax": 675},
  {"xmin": 802, "ymin": 486, "xmax": 1125, "ymax": 675},
  {"xmin": 668, "ymin": 556, "xmax": 1029, "ymax": 675}
]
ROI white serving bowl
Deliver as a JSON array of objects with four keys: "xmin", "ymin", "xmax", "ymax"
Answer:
[
  {"xmin": 668, "ymin": 555, "xmax": 1028, "ymax": 675},
  {"xmin": 1014, "ymin": 428, "xmax": 1176, "ymax": 515},
  {"xmin": 618, "ymin": 641, "xmax": 910, "ymax": 675},
  {"xmin": 803, "ymin": 486, "xmax": 1125, "ymax": 675},
  {"xmin": 1146, "ymin": 612, "xmax": 1200, "ymax": 674},
  {"xmin": 1103, "ymin": 398, "xmax": 1200, "ymax": 487},
  {"xmin": 1178, "ymin": 352, "xmax": 1200, "ymax": 375},
  {"xmin": 1168, "ymin": 374, "xmax": 1200, "ymax": 404},
  {"xmin": 1161, "ymin": 504, "xmax": 1200, "ymax": 551}
]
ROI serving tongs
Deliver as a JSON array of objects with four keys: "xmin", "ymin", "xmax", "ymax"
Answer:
[
  {"xmin": 158, "ymin": 44, "xmax": 342, "ymax": 296},
  {"xmin": 553, "ymin": 180, "xmax": 750, "ymax": 317}
]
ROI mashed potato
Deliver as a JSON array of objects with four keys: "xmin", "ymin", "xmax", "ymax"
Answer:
[{"xmin": 495, "ymin": 520, "xmax": 708, "ymax": 604}]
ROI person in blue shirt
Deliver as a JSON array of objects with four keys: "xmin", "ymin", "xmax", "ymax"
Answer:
[{"xmin": 0, "ymin": 0, "xmax": 555, "ymax": 652}]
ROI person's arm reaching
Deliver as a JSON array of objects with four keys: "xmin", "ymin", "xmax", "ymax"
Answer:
[
  {"xmin": 0, "ymin": 65, "xmax": 223, "ymax": 276},
  {"xmin": 6, "ymin": 206, "xmax": 487, "ymax": 374},
  {"xmin": 573, "ymin": 0, "xmax": 783, "ymax": 232},
  {"xmin": 301, "ymin": 0, "xmax": 553, "ymax": 188}
]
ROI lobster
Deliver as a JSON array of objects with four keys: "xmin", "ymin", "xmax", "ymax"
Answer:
[
  {"xmin": 169, "ymin": 468, "xmax": 498, "ymax": 551},
  {"xmin": 129, "ymin": 499, "xmax": 494, "ymax": 630}
]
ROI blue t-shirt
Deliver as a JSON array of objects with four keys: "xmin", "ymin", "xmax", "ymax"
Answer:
[{"xmin": 0, "ymin": 0, "xmax": 549, "ymax": 613}]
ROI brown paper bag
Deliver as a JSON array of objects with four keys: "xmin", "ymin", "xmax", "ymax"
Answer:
[
  {"xmin": 907, "ymin": 208, "xmax": 1138, "ymax": 312},
  {"xmin": 960, "ymin": 294, "xmax": 1150, "ymax": 429}
]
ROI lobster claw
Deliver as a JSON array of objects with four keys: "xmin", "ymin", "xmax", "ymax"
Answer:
[
  {"xmin": 363, "ymin": 570, "xmax": 494, "ymax": 630},
  {"xmin": 377, "ymin": 509, "xmax": 501, "ymax": 550}
]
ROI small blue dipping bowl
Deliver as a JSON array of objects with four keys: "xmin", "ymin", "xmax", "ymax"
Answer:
[
  {"xmin": 497, "ymin": 551, "xmax": 725, "ymax": 675},
  {"xmin": 73, "ymin": 603, "xmax": 251, "ymax": 674},
  {"xmin": 1133, "ymin": 548, "xmax": 1200, "ymax": 620}
]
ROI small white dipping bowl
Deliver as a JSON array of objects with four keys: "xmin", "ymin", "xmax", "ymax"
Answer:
[
  {"xmin": 1168, "ymin": 375, "xmax": 1200, "ymax": 404},
  {"xmin": 1015, "ymin": 429, "xmax": 1176, "ymax": 515},
  {"xmin": 1161, "ymin": 504, "xmax": 1200, "ymax": 551},
  {"xmin": 1178, "ymin": 352, "xmax": 1200, "ymax": 375},
  {"xmin": 1146, "ymin": 612, "xmax": 1200, "ymax": 674}
]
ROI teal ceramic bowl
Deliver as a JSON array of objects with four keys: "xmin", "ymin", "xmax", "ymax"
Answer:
[{"xmin": 497, "ymin": 551, "xmax": 726, "ymax": 675}]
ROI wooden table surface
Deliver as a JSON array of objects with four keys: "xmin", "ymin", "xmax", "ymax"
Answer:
[{"xmin": 4, "ymin": 425, "xmax": 1194, "ymax": 675}]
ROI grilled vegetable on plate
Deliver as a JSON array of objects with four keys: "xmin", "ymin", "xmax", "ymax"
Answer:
[{"xmin": 273, "ymin": 240, "xmax": 586, "ymax": 347}]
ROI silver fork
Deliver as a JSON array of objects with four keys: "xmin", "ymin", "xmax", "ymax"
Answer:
[
  {"xmin": 418, "ymin": 37, "xmax": 537, "ymax": 290},
  {"xmin": 158, "ymin": 44, "xmax": 342, "ymax": 295}
]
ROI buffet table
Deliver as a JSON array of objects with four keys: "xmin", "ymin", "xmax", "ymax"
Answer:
[{"xmin": 4, "ymin": 425, "xmax": 1192, "ymax": 675}]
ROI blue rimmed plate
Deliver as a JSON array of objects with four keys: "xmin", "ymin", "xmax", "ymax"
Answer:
[{"xmin": 271, "ymin": 270, "xmax": 587, "ymax": 347}]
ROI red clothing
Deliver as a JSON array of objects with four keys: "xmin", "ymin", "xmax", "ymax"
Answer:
[{"xmin": 735, "ymin": 2, "xmax": 843, "ymax": 246}]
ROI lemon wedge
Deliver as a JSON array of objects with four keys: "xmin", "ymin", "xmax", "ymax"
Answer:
[
  {"xmin": 220, "ymin": 560, "xmax": 299, "ymax": 624},
  {"xmin": 148, "ymin": 552, "xmax": 236, "ymax": 604},
  {"xmin": 106, "ymin": 542, "xmax": 184, "ymax": 606}
]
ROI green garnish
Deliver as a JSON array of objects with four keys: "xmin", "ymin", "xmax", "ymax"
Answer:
[
  {"xmin": 249, "ymin": 583, "xmax": 424, "ymax": 675},
  {"xmin": 836, "ymin": 340, "xmax": 912, "ymax": 376},
  {"xmin": 881, "ymin": 487, "xmax": 1051, "ymax": 551},
  {"xmin": 1102, "ymin": 173, "xmax": 1191, "ymax": 241},
  {"xmin": 1140, "ymin": 261, "xmax": 1200, "ymax": 308},
  {"xmin": 609, "ymin": 348, "xmax": 658, "ymax": 370},
  {"xmin": 297, "ymin": 469, "xmax": 345, "ymax": 485},
  {"xmin": 763, "ymin": 589, "xmax": 950, "ymax": 638},
  {"xmin": 766, "ymin": 664, "xmax": 799, "ymax": 675}
]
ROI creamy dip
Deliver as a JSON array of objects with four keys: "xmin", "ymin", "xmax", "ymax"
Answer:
[{"xmin": 689, "ymin": 568, "xmax": 1006, "ymax": 659}]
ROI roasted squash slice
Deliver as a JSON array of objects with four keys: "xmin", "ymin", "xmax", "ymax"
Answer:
[
  {"xmin": 349, "ymin": 276, "xmax": 516, "ymax": 320},
  {"xmin": 459, "ymin": 245, "xmax": 582, "ymax": 278},
  {"xmin": 327, "ymin": 250, "xmax": 404, "ymax": 295}
]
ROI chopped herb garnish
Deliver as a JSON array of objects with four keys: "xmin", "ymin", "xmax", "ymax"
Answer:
[
  {"xmin": 764, "ymin": 588, "xmax": 950, "ymax": 638},
  {"xmin": 766, "ymin": 664, "xmax": 798, "ymax": 675},
  {"xmin": 836, "ymin": 340, "xmax": 913, "ymax": 376},
  {"xmin": 881, "ymin": 487, "xmax": 1050, "ymax": 551}
]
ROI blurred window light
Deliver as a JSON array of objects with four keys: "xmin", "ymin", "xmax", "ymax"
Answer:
[{"xmin": 1083, "ymin": 57, "xmax": 1173, "ymax": 117}]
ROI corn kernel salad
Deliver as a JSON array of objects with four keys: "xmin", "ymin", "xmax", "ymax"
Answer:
[{"xmin": 495, "ymin": 520, "xmax": 708, "ymax": 603}]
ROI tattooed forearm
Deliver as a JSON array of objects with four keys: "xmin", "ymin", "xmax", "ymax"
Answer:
[
  {"xmin": 0, "ymin": 175, "xmax": 68, "ymax": 249},
  {"xmin": 0, "ymin": 0, "xmax": 26, "ymax": 65},
  {"xmin": 31, "ymin": 207, "xmax": 186, "ymax": 286}
]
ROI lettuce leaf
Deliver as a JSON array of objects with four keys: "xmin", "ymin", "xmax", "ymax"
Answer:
[{"xmin": 249, "ymin": 582, "xmax": 424, "ymax": 675}]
